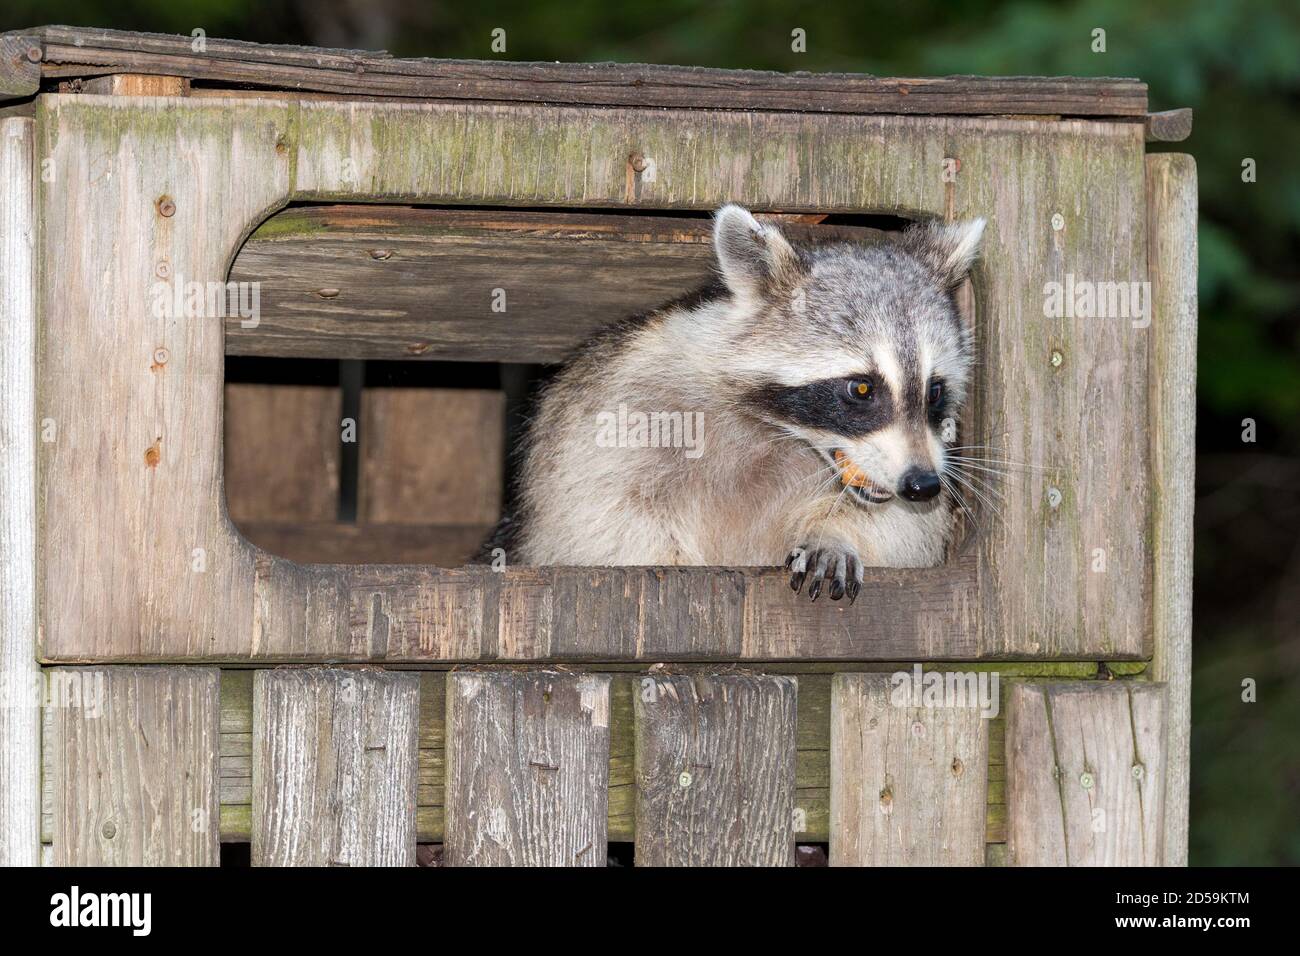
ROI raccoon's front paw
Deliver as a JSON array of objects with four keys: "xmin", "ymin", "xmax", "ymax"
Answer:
[{"xmin": 785, "ymin": 545, "xmax": 865, "ymax": 603}]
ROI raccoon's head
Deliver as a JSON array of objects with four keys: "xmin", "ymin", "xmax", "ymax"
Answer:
[{"xmin": 712, "ymin": 204, "xmax": 984, "ymax": 508}]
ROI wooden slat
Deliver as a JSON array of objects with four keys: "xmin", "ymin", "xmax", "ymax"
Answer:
[
  {"xmin": 51, "ymin": 667, "xmax": 220, "ymax": 866},
  {"xmin": 444, "ymin": 671, "xmax": 611, "ymax": 866},
  {"xmin": 224, "ymin": 383, "xmax": 341, "ymax": 524},
  {"xmin": 0, "ymin": 36, "xmax": 41, "ymax": 100},
  {"xmin": 359, "ymin": 388, "xmax": 504, "ymax": 525},
  {"xmin": 18, "ymin": 26, "xmax": 1147, "ymax": 116},
  {"xmin": 229, "ymin": 207, "xmax": 713, "ymax": 363},
  {"xmin": 829, "ymin": 673, "xmax": 988, "ymax": 866},
  {"xmin": 226, "ymin": 207, "xmax": 881, "ymax": 362},
  {"xmin": 252, "ymin": 668, "xmax": 419, "ymax": 866},
  {"xmin": 634, "ymin": 674, "xmax": 797, "ymax": 866},
  {"xmin": 1146, "ymin": 154, "xmax": 1197, "ymax": 867},
  {"xmin": 0, "ymin": 116, "xmax": 39, "ymax": 865},
  {"xmin": 1006, "ymin": 682, "xmax": 1167, "ymax": 866}
]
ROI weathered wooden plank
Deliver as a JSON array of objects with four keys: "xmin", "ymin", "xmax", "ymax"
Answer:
[
  {"xmin": 635, "ymin": 674, "xmax": 797, "ymax": 866},
  {"xmin": 359, "ymin": 388, "xmax": 504, "ymax": 525},
  {"xmin": 348, "ymin": 564, "xmax": 1001, "ymax": 662},
  {"xmin": 829, "ymin": 673, "xmax": 988, "ymax": 866},
  {"xmin": 37, "ymin": 95, "xmax": 1151, "ymax": 664},
  {"xmin": 1006, "ymin": 682, "xmax": 1167, "ymax": 866},
  {"xmin": 20, "ymin": 26, "xmax": 1148, "ymax": 116},
  {"xmin": 51, "ymin": 667, "xmax": 220, "ymax": 866},
  {"xmin": 444, "ymin": 671, "xmax": 610, "ymax": 866},
  {"xmin": 0, "ymin": 37, "xmax": 41, "ymax": 100},
  {"xmin": 252, "ymin": 668, "xmax": 419, "ymax": 866},
  {"xmin": 224, "ymin": 384, "xmax": 341, "ymax": 524},
  {"xmin": 1146, "ymin": 154, "xmax": 1197, "ymax": 867},
  {"xmin": 226, "ymin": 207, "xmax": 880, "ymax": 361},
  {"xmin": 0, "ymin": 116, "xmax": 39, "ymax": 866},
  {"xmin": 744, "ymin": 554, "xmax": 979, "ymax": 659}
]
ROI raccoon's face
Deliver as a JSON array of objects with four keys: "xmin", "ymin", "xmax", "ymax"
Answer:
[{"xmin": 712, "ymin": 204, "xmax": 984, "ymax": 508}]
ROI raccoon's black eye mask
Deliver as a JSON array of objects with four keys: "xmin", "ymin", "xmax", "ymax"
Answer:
[
  {"xmin": 750, "ymin": 374, "xmax": 951, "ymax": 437},
  {"xmin": 749, "ymin": 376, "xmax": 895, "ymax": 437}
]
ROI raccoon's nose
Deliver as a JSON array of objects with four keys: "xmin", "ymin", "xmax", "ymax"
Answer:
[{"xmin": 899, "ymin": 469, "xmax": 942, "ymax": 502}]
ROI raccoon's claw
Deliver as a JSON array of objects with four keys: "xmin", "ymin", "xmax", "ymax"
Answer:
[
  {"xmin": 787, "ymin": 547, "xmax": 809, "ymax": 592},
  {"xmin": 788, "ymin": 545, "xmax": 864, "ymax": 603}
]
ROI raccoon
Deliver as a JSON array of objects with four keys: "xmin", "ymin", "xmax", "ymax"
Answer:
[{"xmin": 497, "ymin": 204, "xmax": 984, "ymax": 601}]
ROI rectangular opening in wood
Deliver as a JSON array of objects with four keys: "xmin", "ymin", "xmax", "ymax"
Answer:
[{"xmin": 222, "ymin": 203, "xmax": 982, "ymax": 569}]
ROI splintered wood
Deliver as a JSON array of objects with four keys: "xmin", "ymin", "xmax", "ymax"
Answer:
[
  {"xmin": 444, "ymin": 672, "xmax": 611, "ymax": 866},
  {"xmin": 1006, "ymin": 682, "xmax": 1167, "ymax": 865},
  {"xmin": 830, "ymin": 673, "xmax": 988, "ymax": 866},
  {"xmin": 635, "ymin": 674, "xmax": 798, "ymax": 866}
]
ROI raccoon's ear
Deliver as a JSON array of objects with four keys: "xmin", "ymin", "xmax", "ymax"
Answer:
[
  {"xmin": 900, "ymin": 218, "xmax": 986, "ymax": 289},
  {"xmin": 713, "ymin": 204, "xmax": 801, "ymax": 297}
]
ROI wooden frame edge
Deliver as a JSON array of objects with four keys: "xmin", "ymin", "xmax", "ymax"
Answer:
[
  {"xmin": 0, "ymin": 115, "xmax": 40, "ymax": 865},
  {"xmin": 1146, "ymin": 152, "xmax": 1197, "ymax": 867}
]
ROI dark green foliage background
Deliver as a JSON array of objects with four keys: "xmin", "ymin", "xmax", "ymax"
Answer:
[{"xmin": 4, "ymin": 0, "xmax": 1296, "ymax": 864}]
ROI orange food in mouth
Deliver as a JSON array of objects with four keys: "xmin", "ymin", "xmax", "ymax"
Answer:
[{"xmin": 833, "ymin": 450, "xmax": 872, "ymax": 488}]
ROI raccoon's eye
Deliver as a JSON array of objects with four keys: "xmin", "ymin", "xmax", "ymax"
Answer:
[
  {"xmin": 846, "ymin": 379, "xmax": 874, "ymax": 402},
  {"xmin": 928, "ymin": 380, "xmax": 944, "ymax": 407}
]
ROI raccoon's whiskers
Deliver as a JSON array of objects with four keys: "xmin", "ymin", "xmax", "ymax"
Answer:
[
  {"xmin": 823, "ymin": 473, "xmax": 857, "ymax": 522},
  {"xmin": 938, "ymin": 473, "xmax": 979, "ymax": 530},
  {"xmin": 794, "ymin": 463, "xmax": 848, "ymax": 500},
  {"xmin": 945, "ymin": 463, "xmax": 1007, "ymax": 502},
  {"xmin": 946, "ymin": 458, "xmax": 1019, "ymax": 477},
  {"xmin": 944, "ymin": 448, "xmax": 1046, "ymax": 474},
  {"xmin": 944, "ymin": 468, "xmax": 1004, "ymax": 520}
]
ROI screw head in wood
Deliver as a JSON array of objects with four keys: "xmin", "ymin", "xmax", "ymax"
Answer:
[
  {"xmin": 629, "ymin": 152, "xmax": 648, "ymax": 172},
  {"xmin": 1079, "ymin": 771, "xmax": 1094, "ymax": 790},
  {"xmin": 678, "ymin": 770, "xmax": 692, "ymax": 788},
  {"xmin": 1050, "ymin": 349, "xmax": 1064, "ymax": 368},
  {"xmin": 26, "ymin": 46, "xmax": 43, "ymax": 63},
  {"xmin": 152, "ymin": 348, "xmax": 169, "ymax": 366},
  {"xmin": 156, "ymin": 195, "xmax": 176, "ymax": 218},
  {"xmin": 101, "ymin": 820, "xmax": 116, "ymax": 839},
  {"xmin": 369, "ymin": 249, "xmax": 394, "ymax": 261},
  {"xmin": 1131, "ymin": 764, "xmax": 1145, "ymax": 781},
  {"xmin": 155, "ymin": 260, "xmax": 171, "ymax": 279},
  {"xmin": 1047, "ymin": 487, "xmax": 1063, "ymax": 509},
  {"xmin": 1051, "ymin": 213, "xmax": 1065, "ymax": 231}
]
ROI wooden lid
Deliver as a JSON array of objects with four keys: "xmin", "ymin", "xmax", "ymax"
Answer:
[{"xmin": 3, "ymin": 25, "xmax": 1149, "ymax": 117}]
